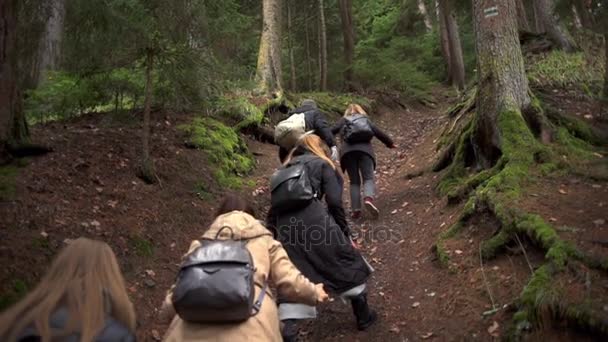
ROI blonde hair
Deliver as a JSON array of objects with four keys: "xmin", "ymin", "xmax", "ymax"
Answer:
[
  {"xmin": 285, "ymin": 133, "xmax": 336, "ymax": 170},
  {"xmin": 344, "ymin": 103, "xmax": 367, "ymax": 117},
  {"xmin": 0, "ymin": 238, "xmax": 136, "ymax": 342}
]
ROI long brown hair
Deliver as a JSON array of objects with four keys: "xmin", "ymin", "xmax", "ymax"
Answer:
[
  {"xmin": 344, "ymin": 103, "xmax": 368, "ymax": 117},
  {"xmin": 0, "ymin": 238, "xmax": 136, "ymax": 342},
  {"xmin": 285, "ymin": 133, "xmax": 336, "ymax": 170}
]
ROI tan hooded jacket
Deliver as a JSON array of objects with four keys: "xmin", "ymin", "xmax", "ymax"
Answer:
[{"xmin": 160, "ymin": 211, "xmax": 319, "ymax": 341}]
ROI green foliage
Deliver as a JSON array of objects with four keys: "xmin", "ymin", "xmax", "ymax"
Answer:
[
  {"xmin": 287, "ymin": 92, "xmax": 374, "ymax": 118},
  {"xmin": 179, "ymin": 117, "xmax": 254, "ymax": 189},
  {"xmin": 212, "ymin": 95, "xmax": 265, "ymax": 131},
  {"xmin": 0, "ymin": 279, "xmax": 29, "ymax": 311},
  {"xmin": 131, "ymin": 236, "xmax": 154, "ymax": 257},
  {"xmin": 0, "ymin": 166, "xmax": 18, "ymax": 201},
  {"xmin": 527, "ymin": 51, "xmax": 604, "ymax": 92}
]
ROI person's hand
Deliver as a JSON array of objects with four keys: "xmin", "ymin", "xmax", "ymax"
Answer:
[
  {"xmin": 315, "ymin": 283, "xmax": 329, "ymax": 302},
  {"xmin": 330, "ymin": 146, "xmax": 339, "ymax": 161}
]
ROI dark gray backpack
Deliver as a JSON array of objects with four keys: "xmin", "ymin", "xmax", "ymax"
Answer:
[
  {"xmin": 343, "ymin": 114, "xmax": 374, "ymax": 143},
  {"xmin": 171, "ymin": 227, "xmax": 267, "ymax": 323},
  {"xmin": 270, "ymin": 155, "xmax": 318, "ymax": 212}
]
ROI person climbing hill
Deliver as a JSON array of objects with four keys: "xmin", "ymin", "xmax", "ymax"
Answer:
[
  {"xmin": 332, "ymin": 104, "xmax": 396, "ymax": 219},
  {"xmin": 159, "ymin": 195, "xmax": 328, "ymax": 342},
  {"xmin": 267, "ymin": 133, "xmax": 377, "ymax": 341},
  {"xmin": 274, "ymin": 99, "xmax": 338, "ymax": 163},
  {"xmin": 0, "ymin": 238, "xmax": 137, "ymax": 342}
]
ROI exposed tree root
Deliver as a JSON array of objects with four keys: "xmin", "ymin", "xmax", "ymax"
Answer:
[{"xmin": 433, "ymin": 99, "xmax": 608, "ymax": 339}]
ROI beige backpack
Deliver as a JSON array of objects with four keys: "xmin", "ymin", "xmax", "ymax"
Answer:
[{"xmin": 274, "ymin": 113, "xmax": 306, "ymax": 150}]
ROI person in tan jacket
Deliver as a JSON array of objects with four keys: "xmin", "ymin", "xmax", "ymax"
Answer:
[{"xmin": 160, "ymin": 195, "xmax": 328, "ymax": 342}]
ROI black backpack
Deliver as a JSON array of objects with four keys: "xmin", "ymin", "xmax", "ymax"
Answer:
[
  {"xmin": 171, "ymin": 227, "xmax": 268, "ymax": 323},
  {"xmin": 343, "ymin": 114, "xmax": 374, "ymax": 143},
  {"xmin": 270, "ymin": 155, "xmax": 318, "ymax": 212}
]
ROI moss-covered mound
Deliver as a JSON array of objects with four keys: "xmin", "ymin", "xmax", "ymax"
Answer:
[
  {"xmin": 179, "ymin": 117, "xmax": 254, "ymax": 189},
  {"xmin": 286, "ymin": 92, "xmax": 375, "ymax": 119}
]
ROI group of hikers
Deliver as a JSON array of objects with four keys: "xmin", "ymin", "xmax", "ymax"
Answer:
[{"xmin": 0, "ymin": 100, "xmax": 396, "ymax": 341}]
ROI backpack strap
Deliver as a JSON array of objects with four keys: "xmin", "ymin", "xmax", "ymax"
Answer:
[
  {"xmin": 215, "ymin": 226, "xmax": 235, "ymax": 239},
  {"xmin": 252, "ymin": 282, "xmax": 269, "ymax": 315}
]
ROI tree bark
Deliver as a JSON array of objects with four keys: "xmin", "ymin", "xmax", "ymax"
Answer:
[
  {"xmin": 37, "ymin": 0, "xmax": 65, "ymax": 83},
  {"xmin": 438, "ymin": 0, "xmax": 453, "ymax": 84},
  {"xmin": 318, "ymin": 0, "xmax": 328, "ymax": 91},
  {"xmin": 287, "ymin": 0, "xmax": 297, "ymax": 91},
  {"xmin": 472, "ymin": 0, "xmax": 531, "ymax": 168},
  {"xmin": 534, "ymin": 0, "xmax": 576, "ymax": 52},
  {"xmin": 572, "ymin": 5, "xmax": 582, "ymax": 30},
  {"xmin": 418, "ymin": 0, "xmax": 433, "ymax": 32},
  {"xmin": 573, "ymin": 0, "xmax": 594, "ymax": 30},
  {"xmin": 602, "ymin": 33, "xmax": 608, "ymax": 121},
  {"xmin": 140, "ymin": 50, "xmax": 156, "ymax": 183},
  {"xmin": 255, "ymin": 0, "xmax": 283, "ymax": 94},
  {"xmin": 304, "ymin": 17, "xmax": 313, "ymax": 91},
  {"xmin": 440, "ymin": 0, "xmax": 465, "ymax": 90},
  {"xmin": 338, "ymin": 0, "xmax": 355, "ymax": 90},
  {"xmin": 532, "ymin": 0, "xmax": 545, "ymax": 33},
  {"xmin": 515, "ymin": 0, "xmax": 530, "ymax": 32}
]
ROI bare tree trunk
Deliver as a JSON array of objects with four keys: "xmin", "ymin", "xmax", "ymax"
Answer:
[
  {"xmin": 287, "ymin": 0, "xmax": 297, "ymax": 91},
  {"xmin": 573, "ymin": 0, "xmax": 594, "ymax": 30},
  {"xmin": 37, "ymin": 0, "xmax": 65, "ymax": 83},
  {"xmin": 418, "ymin": 0, "xmax": 433, "ymax": 32},
  {"xmin": 140, "ymin": 50, "xmax": 156, "ymax": 183},
  {"xmin": 472, "ymin": 0, "xmax": 531, "ymax": 167},
  {"xmin": 338, "ymin": 0, "xmax": 355, "ymax": 90},
  {"xmin": 439, "ymin": 0, "xmax": 465, "ymax": 89},
  {"xmin": 532, "ymin": 0, "xmax": 545, "ymax": 33},
  {"xmin": 534, "ymin": 0, "xmax": 576, "ymax": 52},
  {"xmin": 602, "ymin": 33, "xmax": 608, "ymax": 121},
  {"xmin": 438, "ymin": 0, "xmax": 452, "ymax": 84},
  {"xmin": 318, "ymin": 0, "xmax": 328, "ymax": 91},
  {"xmin": 305, "ymin": 18, "xmax": 313, "ymax": 91},
  {"xmin": 0, "ymin": 0, "xmax": 21, "ymax": 162},
  {"xmin": 572, "ymin": 5, "xmax": 582, "ymax": 30},
  {"xmin": 515, "ymin": 0, "xmax": 530, "ymax": 32},
  {"xmin": 255, "ymin": 0, "xmax": 283, "ymax": 94}
]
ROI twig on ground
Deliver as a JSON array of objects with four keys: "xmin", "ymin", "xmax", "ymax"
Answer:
[
  {"xmin": 514, "ymin": 233, "xmax": 534, "ymax": 275},
  {"xmin": 479, "ymin": 244, "xmax": 497, "ymax": 310}
]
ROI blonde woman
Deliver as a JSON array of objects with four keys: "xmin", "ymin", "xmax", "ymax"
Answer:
[
  {"xmin": 0, "ymin": 238, "xmax": 136, "ymax": 342},
  {"xmin": 160, "ymin": 195, "xmax": 328, "ymax": 342},
  {"xmin": 332, "ymin": 104, "xmax": 396, "ymax": 219},
  {"xmin": 267, "ymin": 134, "xmax": 377, "ymax": 341}
]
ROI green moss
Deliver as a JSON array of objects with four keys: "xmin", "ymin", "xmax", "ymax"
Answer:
[
  {"xmin": 131, "ymin": 236, "xmax": 154, "ymax": 257},
  {"xmin": 481, "ymin": 231, "xmax": 511, "ymax": 259},
  {"xmin": 194, "ymin": 181, "xmax": 213, "ymax": 201},
  {"xmin": 213, "ymin": 95, "xmax": 265, "ymax": 131},
  {"xmin": 528, "ymin": 51, "xmax": 603, "ymax": 90},
  {"xmin": 0, "ymin": 166, "xmax": 18, "ymax": 201},
  {"xmin": 179, "ymin": 117, "xmax": 254, "ymax": 189},
  {"xmin": 0, "ymin": 279, "xmax": 29, "ymax": 311},
  {"xmin": 286, "ymin": 92, "xmax": 374, "ymax": 119}
]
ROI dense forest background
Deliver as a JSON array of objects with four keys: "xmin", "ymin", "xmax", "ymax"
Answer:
[{"xmin": 1, "ymin": 0, "xmax": 608, "ymax": 340}]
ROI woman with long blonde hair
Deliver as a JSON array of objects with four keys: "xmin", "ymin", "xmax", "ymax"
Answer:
[
  {"xmin": 0, "ymin": 238, "xmax": 136, "ymax": 342},
  {"xmin": 332, "ymin": 103, "xmax": 396, "ymax": 219},
  {"xmin": 267, "ymin": 133, "xmax": 377, "ymax": 341}
]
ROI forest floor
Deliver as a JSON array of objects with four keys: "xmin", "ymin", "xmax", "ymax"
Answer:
[{"xmin": 0, "ymin": 88, "xmax": 607, "ymax": 341}]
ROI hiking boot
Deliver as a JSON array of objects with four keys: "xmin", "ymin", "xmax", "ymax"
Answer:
[
  {"xmin": 281, "ymin": 319, "xmax": 299, "ymax": 342},
  {"xmin": 350, "ymin": 293, "xmax": 378, "ymax": 331},
  {"xmin": 363, "ymin": 197, "xmax": 379, "ymax": 219},
  {"xmin": 351, "ymin": 210, "xmax": 362, "ymax": 220}
]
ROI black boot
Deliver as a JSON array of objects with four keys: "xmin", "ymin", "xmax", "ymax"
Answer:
[
  {"xmin": 350, "ymin": 293, "xmax": 378, "ymax": 331},
  {"xmin": 281, "ymin": 319, "xmax": 298, "ymax": 342}
]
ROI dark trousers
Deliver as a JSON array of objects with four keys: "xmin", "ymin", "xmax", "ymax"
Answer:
[{"xmin": 342, "ymin": 152, "xmax": 375, "ymax": 212}]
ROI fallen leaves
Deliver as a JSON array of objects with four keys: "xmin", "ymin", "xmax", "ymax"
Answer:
[
  {"xmin": 412, "ymin": 302, "xmax": 420, "ymax": 308},
  {"xmin": 421, "ymin": 332, "xmax": 434, "ymax": 339},
  {"xmin": 487, "ymin": 321, "xmax": 499, "ymax": 337},
  {"xmin": 558, "ymin": 189, "xmax": 567, "ymax": 195}
]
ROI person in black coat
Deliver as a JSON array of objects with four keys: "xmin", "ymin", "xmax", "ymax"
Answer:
[
  {"xmin": 267, "ymin": 133, "xmax": 377, "ymax": 341},
  {"xmin": 0, "ymin": 238, "xmax": 136, "ymax": 342},
  {"xmin": 332, "ymin": 104, "xmax": 396, "ymax": 219},
  {"xmin": 277, "ymin": 99, "xmax": 338, "ymax": 163}
]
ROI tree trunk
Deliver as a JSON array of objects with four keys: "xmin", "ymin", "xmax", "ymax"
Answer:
[
  {"xmin": 255, "ymin": 0, "xmax": 283, "ymax": 94},
  {"xmin": 571, "ymin": 5, "xmax": 582, "ymax": 30},
  {"xmin": 573, "ymin": 0, "xmax": 594, "ymax": 30},
  {"xmin": 472, "ymin": 0, "xmax": 532, "ymax": 168},
  {"xmin": 515, "ymin": 0, "xmax": 530, "ymax": 32},
  {"xmin": 602, "ymin": 33, "xmax": 608, "ymax": 121},
  {"xmin": 0, "ymin": 0, "xmax": 22, "ymax": 162},
  {"xmin": 438, "ymin": 0, "xmax": 453, "ymax": 84},
  {"xmin": 534, "ymin": 0, "xmax": 576, "ymax": 52},
  {"xmin": 338, "ymin": 0, "xmax": 355, "ymax": 90},
  {"xmin": 287, "ymin": 0, "xmax": 297, "ymax": 91},
  {"xmin": 318, "ymin": 0, "xmax": 328, "ymax": 91},
  {"xmin": 37, "ymin": 0, "xmax": 65, "ymax": 83},
  {"xmin": 140, "ymin": 50, "xmax": 156, "ymax": 183},
  {"xmin": 440, "ymin": 0, "xmax": 465, "ymax": 90},
  {"xmin": 418, "ymin": 0, "xmax": 433, "ymax": 32},
  {"xmin": 305, "ymin": 18, "xmax": 313, "ymax": 91},
  {"xmin": 532, "ymin": 0, "xmax": 545, "ymax": 33}
]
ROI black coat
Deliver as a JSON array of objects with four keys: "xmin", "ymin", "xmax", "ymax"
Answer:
[
  {"xmin": 278, "ymin": 105, "xmax": 336, "ymax": 162},
  {"xmin": 267, "ymin": 149, "xmax": 371, "ymax": 293},
  {"xmin": 18, "ymin": 307, "xmax": 135, "ymax": 342},
  {"xmin": 331, "ymin": 116, "xmax": 394, "ymax": 171}
]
